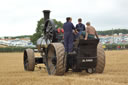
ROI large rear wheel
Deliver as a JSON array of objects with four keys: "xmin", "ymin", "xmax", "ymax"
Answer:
[
  {"xmin": 95, "ymin": 43, "xmax": 105, "ymax": 73},
  {"xmin": 47, "ymin": 43, "xmax": 66, "ymax": 75}
]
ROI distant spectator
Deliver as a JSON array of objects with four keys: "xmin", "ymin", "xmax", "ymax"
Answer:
[{"xmin": 117, "ymin": 45, "xmax": 120, "ymax": 50}]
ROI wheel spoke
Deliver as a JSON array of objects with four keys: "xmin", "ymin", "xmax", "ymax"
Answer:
[
  {"xmin": 48, "ymin": 63, "xmax": 53, "ymax": 69},
  {"xmin": 47, "ymin": 22, "xmax": 50, "ymax": 26},
  {"xmin": 46, "ymin": 22, "xmax": 52, "ymax": 32},
  {"xmin": 46, "ymin": 26, "xmax": 52, "ymax": 33},
  {"xmin": 48, "ymin": 63, "xmax": 54, "ymax": 73},
  {"xmin": 48, "ymin": 26, "xmax": 52, "ymax": 31},
  {"xmin": 25, "ymin": 62, "xmax": 28, "ymax": 66},
  {"xmin": 25, "ymin": 62, "xmax": 28, "ymax": 69},
  {"xmin": 51, "ymin": 66, "xmax": 56, "ymax": 74},
  {"xmin": 25, "ymin": 59, "xmax": 28, "ymax": 63}
]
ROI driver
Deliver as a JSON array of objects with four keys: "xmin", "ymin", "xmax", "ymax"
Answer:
[{"xmin": 63, "ymin": 17, "xmax": 75, "ymax": 53}]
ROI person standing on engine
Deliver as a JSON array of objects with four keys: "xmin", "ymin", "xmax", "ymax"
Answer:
[
  {"xmin": 63, "ymin": 17, "xmax": 75, "ymax": 53},
  {"xmin": 76, "ymin": 18, "xmax": 86, "ymax": 35},
  {"xmin": 85, "ymin": 22, "xmax": 99, "ymax": 40}
]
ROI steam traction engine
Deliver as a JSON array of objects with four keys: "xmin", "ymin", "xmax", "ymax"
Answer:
[{"xmin": 23, "ymin": 10, "xmax": 105, "ymax": 75}]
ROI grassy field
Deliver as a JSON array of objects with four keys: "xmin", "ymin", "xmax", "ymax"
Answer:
[
  {"xmin": 0, "ymin": 45, "xmax": 7, "ymax": 48},
  {"xmin": 0, "ymin": 50, "xmax": 128, "ymax": 85}
]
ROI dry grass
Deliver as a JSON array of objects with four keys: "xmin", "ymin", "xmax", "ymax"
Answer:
[
  {"xmin": 0, "ymin": 50, "xmax": 128, "ymax": 85},
  {"xmin": 0, "ymin": 45, "xmax": 7, "ymax": 48}
]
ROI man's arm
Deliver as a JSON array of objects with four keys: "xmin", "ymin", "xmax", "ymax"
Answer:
[
  {"xmin": 95, "ymin": 31, "xmax": 99, "ymax": 39},
  {"xmin": 85, "ymin": 27, "xmax": 88, "ymax": 40},
  {"xmin": 94, "ymin": 27, "xmax": 99, "ymax": 39},
  {"xmin": 71, "ymin": 23, "xmax": 75, "ymax": 29},
  {"xmin": 76, "ymin": 24, "xmax": 78, "ymax": 29},
  {"xmin": 83, "ymin": 24, "xmax": 86, "ymax": 31},
  {"xmin": 63, "ymin": 23, "xmax": 65, "ymax": 30},
  {"xmin": 72, "ymin": 23, "xmax": 78, "ymax": 34}
]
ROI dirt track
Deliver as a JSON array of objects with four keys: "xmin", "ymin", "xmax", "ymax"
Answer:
[{"xmin": 0, "ymin": 50, "xmax": 128, "ymax": 85}]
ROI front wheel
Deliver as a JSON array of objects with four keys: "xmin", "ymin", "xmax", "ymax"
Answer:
[{"xmin": 23, "ymin": 49, "xmax": 35, "ymax": 71}]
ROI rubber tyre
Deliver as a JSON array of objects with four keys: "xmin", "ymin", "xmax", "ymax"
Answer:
[
  {"xmin": 24, "ymin": 49, "xmax": 35, "ymax": 71},
  {"xmin": 95, "ymin": 43, "xmax": 105, "ymax": 73},
  {"xmin": 47, "ymin": 43, "xmax": 66, "ymax": 75}
]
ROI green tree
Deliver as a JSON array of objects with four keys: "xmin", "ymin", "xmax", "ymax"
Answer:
[
  {"xmin": 30, "ymin": 18, "xmax": 63, "ymax": 44},
  {"xmin": 97, "ymin": 29, "xmax": 128, "ymax": 35}
]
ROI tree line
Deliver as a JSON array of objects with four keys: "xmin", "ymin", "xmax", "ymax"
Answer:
[{"xmin": 97, "ymin": 29, "xmax": 128, "ymax": 35}]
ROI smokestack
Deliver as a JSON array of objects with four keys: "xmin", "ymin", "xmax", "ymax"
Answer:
[{"xmin": 43, "ymin": 10, "xmax": 51, "ymax": 22}]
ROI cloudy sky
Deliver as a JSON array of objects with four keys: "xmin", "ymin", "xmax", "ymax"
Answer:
[{"xmin": 0, "ymin": 0, "xmax": 128, "ymax": 36}]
